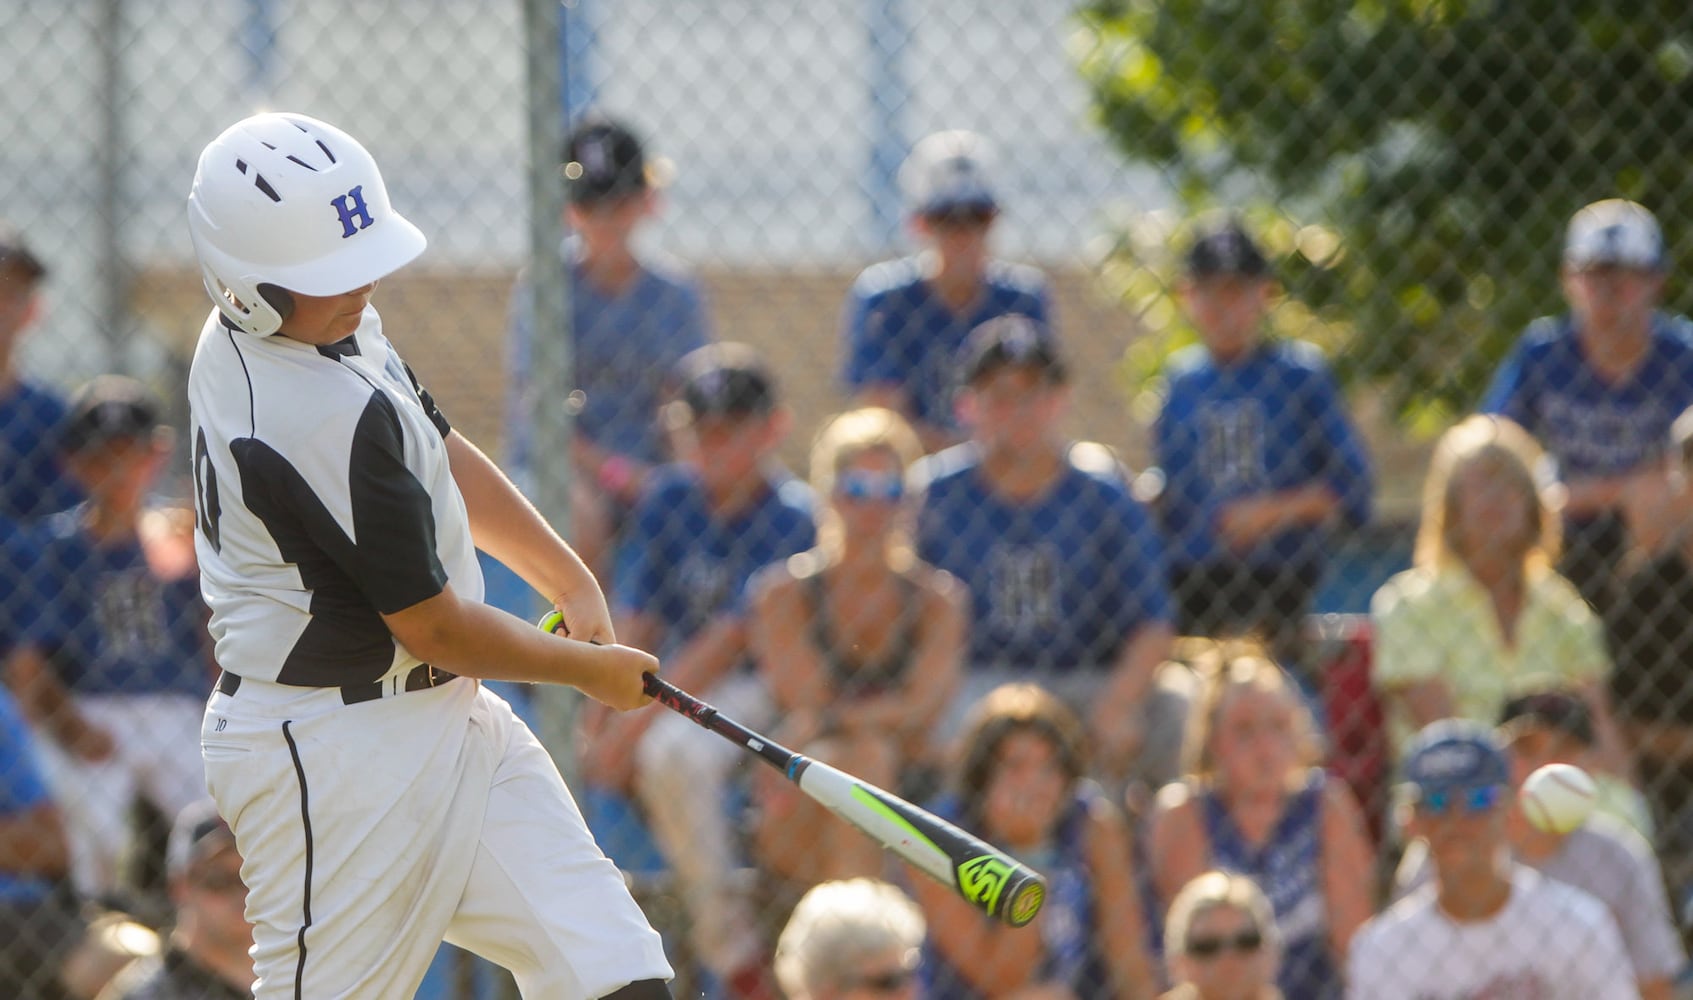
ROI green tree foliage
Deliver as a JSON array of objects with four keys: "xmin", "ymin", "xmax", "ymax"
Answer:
[{"xmin": 1075, "ymin": 0, "xmax": 1693, "ymax": 429}]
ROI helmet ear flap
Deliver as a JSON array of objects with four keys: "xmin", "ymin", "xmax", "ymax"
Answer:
[{"xmin": 257, "ymin": 284, "xmax": 295, "ymax": 322}]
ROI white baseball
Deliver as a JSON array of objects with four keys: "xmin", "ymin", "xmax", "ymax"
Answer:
[{"xmin": 1519, "ymin": 763, "xmax": 1597, "ymax": 834}]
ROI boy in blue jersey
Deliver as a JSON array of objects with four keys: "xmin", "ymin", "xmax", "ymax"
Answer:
[
  {"xmin": 1153, "ymin": 217, "xmax": 1372, "ymax": 677},
  {"xmin": 2, "ymin": 376, "xmax": 214, "ymax": 903},
  {"xmin": 1483, "ymin": 199, "xmax": 1693, "ymax": 616},
  {"xmin": 581, "ymin": 342, "xmax": 813, "ymax": 1000},
  {"xmin": 505, "ymin": 117, "xmax": 712, "ymax": 583},
  {"xmin": 0, "ymin": 225, "xmax": 82, "ymax": 522},
  {"xmin": 913, "ymin": 316, "xmax": 1181, "ymax": 790},
  {"xmin": 839, "ymin": 130, "xmax": 1052, "ymax": 453}
]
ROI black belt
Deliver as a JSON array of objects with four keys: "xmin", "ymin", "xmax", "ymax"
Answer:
[{"xmin": 214, "ymin": 664, "xmax": 457, "ymax": 705}]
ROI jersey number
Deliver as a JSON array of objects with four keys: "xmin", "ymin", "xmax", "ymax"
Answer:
[{"xmin": 193, "ymin": 428, "xmax": 222, "ymax": 552}]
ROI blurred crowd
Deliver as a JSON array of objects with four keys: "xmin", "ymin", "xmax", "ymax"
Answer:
[{"xmin": 2, "ymin": 114, "xmax": 1692, "ymax": 999}]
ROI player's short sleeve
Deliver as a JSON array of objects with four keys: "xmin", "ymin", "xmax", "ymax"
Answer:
[
  {"xmin": 1479, "ymin": 328, "xmax": 1539, "ymax": 426},
  {"xmin": 1613, "ymin": 836, "xmax": 1688, "ymax": 980},
  {"xmin": 1370, "ymin": 571, "xmax": 1444, "ymax": 688},
  {"xmin": 233, "ymin": 391, "xmax": 448, "ymax": 616},
  {"xmin": 1299, "ymin": 360, "xmax": 1374, "ymax": 527}
]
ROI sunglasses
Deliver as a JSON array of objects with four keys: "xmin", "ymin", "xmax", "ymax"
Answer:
[
  {"xmin": 836, "ymin": 470, "xmax": 905, "ymax": 503},
  {"xmin": 1416, "ymin": 784, "xmax": 1503, "ymax": 816},
  {"xmin": 849, "ymin": 968, "xmax": 916, "ymax": 993},
  {"xmin": 1186, "ymin": 928, "xmax": 1264, "ymax": 960}
]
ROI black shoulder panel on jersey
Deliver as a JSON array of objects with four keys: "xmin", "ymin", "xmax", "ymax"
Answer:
[
  {"xmin": 231, "ymin": 391, "xmax": 449, "ymax": 686},
  {"xmin": 402, "ymin": 362, "xmax": 452, "ymax": 439}
]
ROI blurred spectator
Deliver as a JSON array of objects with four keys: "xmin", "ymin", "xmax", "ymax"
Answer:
[
  {"xmin": 95, "ymin": 799, "xmax": 253, "ymax": 999},
  {"xmin": 1482, "ymin": 198, "xmax": 1693, "ymax": 616},
  {"xmin": 1611, "ymin": 402, "xmax": 1693, "ymax": 916},
  {"xmin": 582, "ymin": 342, "xmax": 814, "ymax": 999},
  {"xmin": 912, "ymin": 315, "xmax": 1180, "ymax": 791},
  {"xmin": 1370, "ymin": 414, "xmax": 1624, "ymax": 770},
  {"xmin": 0, "ymin": 224, "xmax": 82, "ymax": 522},
  {"xmin": 1146, "ymin": 643, "xmax": 1372, "ymax": 1000},
  {"xmin": 1152, "ymin": 216, "xmax": 1372, "ymax": 679},
  {"xmin": 1346, "ymin": 719, "xmax": 1634, "ymax": 998},
  {"xmin": 748, "ymin": 407, "xmax": 965, "ymax": 890},
  {"xmin": 772, "ymin": 878, "xmax": 924, "ymax": 1000},
  {"xmin": 0, "ymin": 676, "xmax": 81, "ymax": 998},
  {"xmin": 1394, "ymin": 690, "xmax": 1681, "ymax": 999},
  {"xmin": 2, "ymin": 377, "xmax": 213, "ymax": 902},
  {"xmin": 911, "ymin": 683, "xmax": 1153, "ymax": 1000},
  {"xmin": 1159, "ymin": 870, "xmax": 1283, "ymax": 1000},
  {"xmin": 504, "ymin": 116, "xmax": 711, "ymax": 581},
  {"xmin": 839, "ymin": 129, "xmax": 1052, "ymax": 454}
]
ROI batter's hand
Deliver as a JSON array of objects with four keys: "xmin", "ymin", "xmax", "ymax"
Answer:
[
  {"xmin": 549, "ymin": 588, "xmax": 617, "ymax": 646},
  {"xmin": 576, "ymin": 642, "xmax": 658, "ymax": 712}
]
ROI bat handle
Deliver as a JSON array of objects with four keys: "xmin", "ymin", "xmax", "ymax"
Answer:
[{"xmin": 641, "ymin": 672, "xmax": 665, "ymax": 700}]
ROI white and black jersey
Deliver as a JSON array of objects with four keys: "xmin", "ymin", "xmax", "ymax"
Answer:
[{"xmin": 187, "ymin": 307, "xmax": 482, "ymax": 686}]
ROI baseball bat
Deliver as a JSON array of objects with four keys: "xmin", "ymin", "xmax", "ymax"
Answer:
[{"xmin": 541, "ymin": 611, "xmax": 1047, "ymax": 928}]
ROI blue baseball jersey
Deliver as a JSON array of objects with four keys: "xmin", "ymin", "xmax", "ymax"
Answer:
[
  {"xmin": 0, "ymin": 686, "xmax": 53, "ymax": 903},
  {"xmin": 613, "ymin": 465, "xmax": 815, "ymax": 656},
  {"xmin": 1153, "ymin": 340, "xmax": 1373, "ymax": 570},
  {"xmin": 22, "ymin": 509, "xmax": 213, "ymax": 697},
  {"xmin": 1482, "ymin": 312, "xmax": 1693, "ymax": 480},
  {"xmin": 840, "ymin": 256, "xmax": 1051, "ymax": 430},
  {"xmin": 505, "ymin": 246, "xmax": 712, "ymax": 477},
  {"xmin": 913, "ymin": 443, "xmax": 1172, "ymax": 673},
  {"xmin": 0, "ymin": 380, "xmax": 83, "ymax": 522}
]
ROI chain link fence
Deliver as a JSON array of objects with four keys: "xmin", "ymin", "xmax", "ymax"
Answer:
[{"xmin": 2, "ymin": 0, "xmax": 1692, "ymax": 997}]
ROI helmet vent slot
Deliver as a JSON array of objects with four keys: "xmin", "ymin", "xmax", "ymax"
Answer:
[
  {"xmin": 285, "ymin": 155, "xmax": 319, "ymax": 172},
  {"xmin": 315, "ymin": 140, "xmax": 337, "ymax": 164},
  {"xmin": 253, "ymin": 174, "xmax": 281, "ymax": 203}
]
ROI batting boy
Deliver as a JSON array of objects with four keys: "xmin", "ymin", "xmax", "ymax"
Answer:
[{"xmin": 185, "ymin": 112, "xmax": 671, "ymax": 999}]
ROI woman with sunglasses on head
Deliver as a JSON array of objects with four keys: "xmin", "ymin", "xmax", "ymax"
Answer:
[
  {"xmin": 1160, "ymin": 871, "xmax": 1281, "ymax": 1000},
  {"xmin": 773, "ymin": 878, "xmax": 925, "ymax": 1000},
  {"xmin": 1146, "ymin": 644, "xmax": 1373, "ymax": 1000},
  {"xmin": 748, "ymin": 407, "xmax": 966, "ymax": 889},
  {"xmin": 913, "ymin": 682, "xmax": 1154, "ymax": 1000}
]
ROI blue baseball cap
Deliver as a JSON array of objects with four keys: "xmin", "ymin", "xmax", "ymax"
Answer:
[{"xmin": 1400, "ymin": 719, "xmax": 1510, "ymax": 799}]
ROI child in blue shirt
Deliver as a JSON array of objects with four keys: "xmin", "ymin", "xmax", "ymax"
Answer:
[
  {"xmin": 1483, "ymin": 199, "xmax": 1693, "ymax": 615},
  {"xmin": 840, "ymin": 130, "xmax": 1052, "ymax": 453},
  {"xmin": 585, "ymin": 343, "xmax": 814, "ymax": 999},
  {"xmin": 1153, "ymin": 217, "xmax": 1372, "ymax": 676},
  {"xmin": 3, "ymin": 376, "xmax": 214, "ymax": 902},
  {"xmin": 914, "ymin": 316, "xmax": 1180, "ymax": 790},
  {"xmin": 0, "ymin": 225, "xmax": 82, "ymax": 522}
]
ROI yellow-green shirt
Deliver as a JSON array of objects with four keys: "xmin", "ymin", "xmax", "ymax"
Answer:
[{"xmin": 1370, "ymin": 566, "xmax": 1607, "ymax": 755}]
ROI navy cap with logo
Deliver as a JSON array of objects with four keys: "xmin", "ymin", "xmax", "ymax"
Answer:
[
  {"xmin": 0, "ymin": 223, "xmax": 47, "ymax": 283},
  {"xmin": 58, "ymin": 375, "xmax": 162, "ymax": 456},
  {"xmin": 959, "ymin": 314, "xmax": 1066, "ymax": 385},
  {"xmin": 673, "ymin": 342, "xmax": 778, "ymax": 422},
  {"xmin": 562, "ymin": 118, "xmax": 653, "ymax": 205},
  {"xmin": 1185, "ymin": 217, "xmax": 1271, "ymax": 279},
  {"xmin": 1401, "ymin": 719, "xmax": 1511, "ymax": 801}
]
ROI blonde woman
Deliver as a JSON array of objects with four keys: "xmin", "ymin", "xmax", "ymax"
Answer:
[
  {"xmin": 1147, "ymin": 646, "xmax": 1372, "ymax": 1000},
  {"xmin": 1160, "ymin": 871, "xmax": 1283, "ymax": 1000},
  {"xmin": 749, "ymin": 407, "xmax": 966, "ymax": 885},
  {"xmin": 773, "ymin": 878, "xmax": 925, "ymax": 1000},
  {"xmin": 1369, "ymin": 414, "xmax": 1624, "ymax": 771}
]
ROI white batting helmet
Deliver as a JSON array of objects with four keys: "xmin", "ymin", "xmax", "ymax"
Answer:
[{"xmin": 186, "ymin": 112, "xmax": 426, "ymax": 336}]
